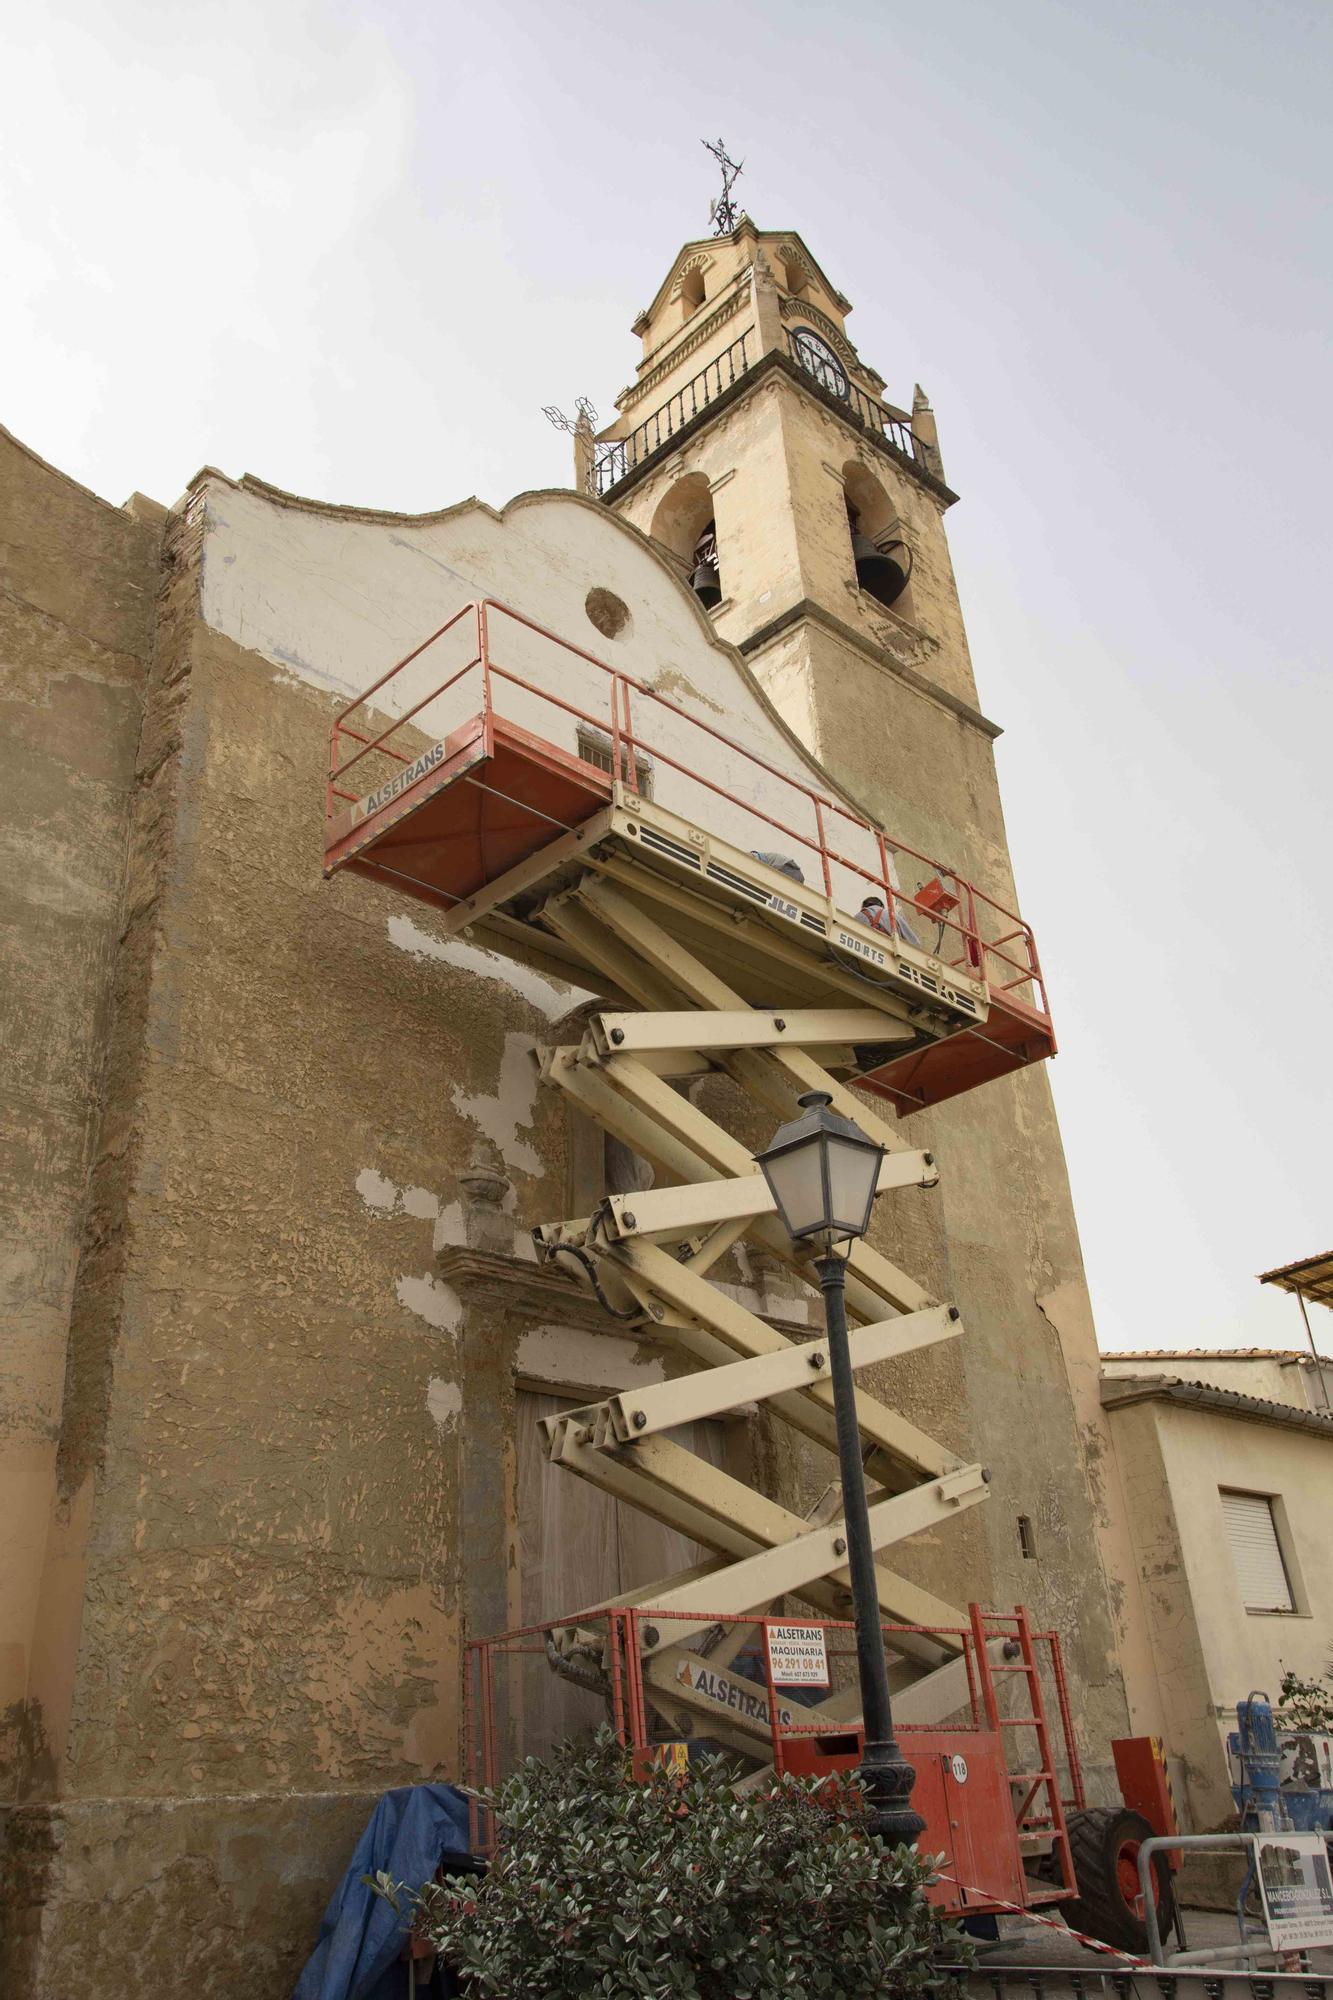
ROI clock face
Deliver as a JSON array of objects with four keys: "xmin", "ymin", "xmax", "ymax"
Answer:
[{"xmin": 791, "ymin": 326, "xmax": 849, "ymax": 400}]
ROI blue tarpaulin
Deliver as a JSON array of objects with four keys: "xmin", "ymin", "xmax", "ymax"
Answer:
[{"xmin": 293, "ymin": 1783, "xmax": 475, "ymax": 2000}]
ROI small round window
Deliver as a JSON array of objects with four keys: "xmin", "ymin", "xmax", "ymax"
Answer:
[
  {"xmin": 585, "ymin": 587, "xmax": 632, "ymax": 641},
  {"xmin": 791, "ymin": 327, "xmax": 849, "ymax": 400}
]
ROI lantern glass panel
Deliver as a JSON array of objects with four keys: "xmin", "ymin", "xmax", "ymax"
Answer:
[
  {"xmin": 761, "ymin": 1140, "xmax": 828, "ymax": 1240},
  {"xmin": 825, "ymin": 1133, "xmax": 881, "ymax": 1238}
]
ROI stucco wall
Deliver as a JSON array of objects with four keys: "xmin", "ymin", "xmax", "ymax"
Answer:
[
  {"xmin": 4, "ymin": 474, "xmax": 617, "ymax": 1993},
  {"xmin": 1106, "ymin": 1396, "xmax": 1333, "ymax": 1826},
  {"xmin": 3, "ymin": 391, "xmax": 1140, "ymax": 1990},
  {"xmin": 1144, "ymin": 1403, "xmax": 1333, "ymax": 1825},
  {"xmin": 0, "ymin": 428, "xmax": 161, "ymax": 1802},
  {"xmin": 3, "ymin": 459, "xmax": 1013, "ymax": 1995},
  {"xmin": 195, "ymin": 474, "xmax": 928, "ymax": 916}
]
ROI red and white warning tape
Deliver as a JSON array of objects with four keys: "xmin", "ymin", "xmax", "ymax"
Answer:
[{"xmin": 937, "ymin": 1875, "xmax": 1155, "ymax": 1968}]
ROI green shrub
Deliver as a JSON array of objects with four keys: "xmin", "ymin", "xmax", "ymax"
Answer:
[
  {"xmin": 1275, "ymin": 1666, "xmax": 1333, "ymax": 1734},
  {"xmin": 376, "ymin": 1727, "xmax": 969, "ymax": 1999}
]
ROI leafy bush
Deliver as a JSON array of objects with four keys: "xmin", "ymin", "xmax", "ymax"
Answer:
[
  {"xmin": 377, "ymin": 1727, "xmax": 969, "ymax": 1999},
  {"xmin": 1276, "ymin": 1666, "xmax": 1333, "ymax": 1734}
]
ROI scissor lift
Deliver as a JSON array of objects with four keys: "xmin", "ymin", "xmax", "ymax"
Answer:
[{"xmin": 323, "ymin": 598, "xmax": 1082, "ymax": 1916}]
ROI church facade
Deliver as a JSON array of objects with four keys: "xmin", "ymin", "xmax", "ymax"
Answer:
[{"xmin": 1, "ymin": 219, "xmax": 1157, "ymax": 1996}]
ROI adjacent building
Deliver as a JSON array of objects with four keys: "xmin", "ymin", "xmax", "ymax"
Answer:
[{"xmin": 1102, "ymin": 1348, "xmax": 1333, "ymax": 1829}]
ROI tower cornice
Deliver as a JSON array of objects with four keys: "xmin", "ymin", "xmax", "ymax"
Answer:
[{"xmin": 738, "ymin": 597, "xmax": 1001, "ymax": 741}]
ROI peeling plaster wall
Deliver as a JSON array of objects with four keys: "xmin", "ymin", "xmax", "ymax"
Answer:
[
  {"xmin": 1107, "ymin": 1398, "xmax": 1333, "ymax": 1828},
  {"xmin": 36, "ymin": 578, "xmax": 569, "ymax": 1808},
  {"xmin": 0, "ymin": 428, "xmax": 161, "ymax": 1806},
  {"xmin": 4, "ymin": 471, "xmax": 617, "ymax": 1995},
  {"xmin": 7, "ymin": 459, "xmax": 978, "ymax": 1997},
  {"xmin": 195, "ymin": 474, "xmax": 926, "ymax": 915},
  {"xmin": 3, "ymin": 422, "xmax": 1134, "ymax": 1991}
]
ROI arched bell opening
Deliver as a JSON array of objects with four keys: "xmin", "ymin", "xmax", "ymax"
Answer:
[
  {"xmin": 679, "ymin": 265, "xmax": 706, "ymax": 321},
  {"xmin": 650, "ymin": 472, "xmax": 723, "ymax": 611},
  {"xmin": 843, "ymin": 461, "xmax": 914, "ymax": 618},
  {"xmin": 780, "ymin": 252, "xmax": 809, "ymax": 298}
]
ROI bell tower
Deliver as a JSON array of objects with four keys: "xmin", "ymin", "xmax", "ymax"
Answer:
[
  {"xmin": 585, "ymin": 218, "xmax": 1148, "ymax": 1779},
  {"xmin": 588, "ymin": 219, "xmax": 978, "ymax": 778}
]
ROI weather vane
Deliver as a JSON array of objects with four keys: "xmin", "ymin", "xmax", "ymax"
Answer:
[
  {"xmin": 541, "ymin": 396, "xmax": 599, "ymax": 435},
  {"xmin": 703, "ymin": 138, "xmax": 744, "ymax": 235},
  {"xmin": 542, "ymin": 398, "xmax": 629, "ymax": 494}
]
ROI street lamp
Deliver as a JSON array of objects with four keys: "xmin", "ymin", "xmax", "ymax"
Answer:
[{"xmin": 754, "ymin": 1090, "xmax": 926, "ymax": 1846}]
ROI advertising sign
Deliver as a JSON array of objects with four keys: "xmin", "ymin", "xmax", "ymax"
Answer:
[
  {"xmin": 1255, "ymin": 1833, "xmax": 1333, "ymax": 1950},
  {"xmin": 765, "ymin": 1622, "xmax": 830, "ymax": 1688}
]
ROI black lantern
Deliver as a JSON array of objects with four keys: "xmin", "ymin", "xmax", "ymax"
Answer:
[
  {"xmin": 753, "ymin": 1090, "xmax": 924, "ymax": 1846},
  {"xmin": 754, "ymin": 1090, "xmax": 884, "ymax": 1248}
]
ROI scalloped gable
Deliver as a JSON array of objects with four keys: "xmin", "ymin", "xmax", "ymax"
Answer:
[
  {"xmin": 638, "ymin": 233, "xmax": 735, "ymax": 327},
  {"xmin": 192, "ymin": 471, "xmax": 876, "ymax": 825}
]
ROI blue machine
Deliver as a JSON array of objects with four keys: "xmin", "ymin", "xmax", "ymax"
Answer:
[{"xmin": 1229, "ymin": 1691, "xmax": 1333, "ymax": 1835}]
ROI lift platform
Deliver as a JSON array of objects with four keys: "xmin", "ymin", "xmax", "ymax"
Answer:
[
  {"xmin": 321, "ymin": 598, "xmax": 1059, "ymax": 1661},
  {"xmin": 323, "ymin": 600, "xmax": 1055, "ymax": 1114},
  {"xmin": 311, "ymin": 596, "xmax": 1201, "ymax": 1942}
]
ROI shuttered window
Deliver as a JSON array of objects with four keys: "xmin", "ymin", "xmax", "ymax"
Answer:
[{"xmin": 1220, "ymin": 1490, "xmax": 1295, "ymax": 1612}]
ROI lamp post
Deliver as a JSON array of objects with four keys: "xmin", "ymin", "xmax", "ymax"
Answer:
[{"xmin": 754, "ymin": 1090, "xmax": 925, "ymax": 1845}]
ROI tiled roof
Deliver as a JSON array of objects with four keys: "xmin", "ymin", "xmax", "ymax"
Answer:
[
  {"xmin": 1102, "ymin": 1347, "xmax": 1317, "ymax": 1364},
  {"xmin": 1100, "ymin": 1373, "xmax": 1333, "ymax": 1438},
  {"xmin": 1258, "ymin": 1251, "xmax": 1333, "ymax": 1308}
]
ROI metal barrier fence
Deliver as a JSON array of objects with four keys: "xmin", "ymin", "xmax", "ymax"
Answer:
[
  {"xmin": 463, "ymin": 1607, "xmax": 1081, "ymax": 1862},
  {"xmin": 324, "ymin": 597, "xmax": 1049, "ymax": 1014},
  {"xmin": 957, "ymin": 1969, "xmax": 1333, "ymax": 1999}
]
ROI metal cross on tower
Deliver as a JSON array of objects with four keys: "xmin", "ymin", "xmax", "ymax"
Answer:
[{"xmin": 703, "ymin": 137, "xmax": 744, "ymax": 235}]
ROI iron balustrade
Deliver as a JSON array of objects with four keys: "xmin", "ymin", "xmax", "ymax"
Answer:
[
  {"xmin": 591, "ymin": 334, "xmax": 752, "ymax": 495},
  {"xmin": 785, "ymin": 330, "xmax": 932, "ymax": 470},
  {"xmin": 589, "ymin": 328, "xmax": 937, "ymax": 498}
]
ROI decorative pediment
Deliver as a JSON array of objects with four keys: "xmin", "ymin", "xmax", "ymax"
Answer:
[
  {"xmin": 667, "ymin": 250, "xmax": 715, "ymax": 302},
  {"xmin": 775, "ymin": 241, "xmax": 817, "ymax": 290}
]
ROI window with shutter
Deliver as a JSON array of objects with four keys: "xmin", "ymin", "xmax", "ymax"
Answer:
[{"xmin": 1220, "ymin": 1489, "xmax": 1295, "ymax": 1613}]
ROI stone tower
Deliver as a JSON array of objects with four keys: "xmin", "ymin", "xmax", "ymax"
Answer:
[{"xmin": 590, "ymin": 219, "xmax": 1142, "ymax": 1769}]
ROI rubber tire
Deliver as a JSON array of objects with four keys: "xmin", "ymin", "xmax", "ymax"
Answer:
[{"xmin": 1062, "ymin": 1805, "xmax": 1175, "ymax": 1954}]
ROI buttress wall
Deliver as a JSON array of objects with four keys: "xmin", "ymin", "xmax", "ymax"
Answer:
[
  {"xmin": 0, "ymin": 428, "xmax": 160, "ymax": 1801},
  {"xmin": 1, "ymin": 435, "xmax": 1144, "ymax": 1996}
]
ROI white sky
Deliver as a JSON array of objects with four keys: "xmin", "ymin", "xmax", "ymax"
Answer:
[{"xmin": 3, "ymin": 0, "xmax": 1329, "ymax": 1355}]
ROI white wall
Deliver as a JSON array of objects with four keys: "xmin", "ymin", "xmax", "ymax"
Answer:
[
  {"xmin": 196, "ymin": 474, "xmax": 923, "ymax": 925},
  {"xmin": 1108, "ymin": 1394, "xmax": 1333, "ymax": 1825}
]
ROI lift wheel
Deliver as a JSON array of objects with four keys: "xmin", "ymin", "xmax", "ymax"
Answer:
[{"xmin": 1063, "ymin": 1804, "xmax": 1175, "ymax": 1953}]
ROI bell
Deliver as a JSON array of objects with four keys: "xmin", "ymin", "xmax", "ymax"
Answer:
[
  {"xmin": 691, "ymin": 560, "xmax": 722, "ymax": 609},
  {"xmin": 852, "ymin": 531, "xmax": 910, "ymax": 609}
]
